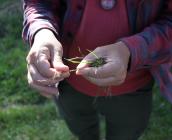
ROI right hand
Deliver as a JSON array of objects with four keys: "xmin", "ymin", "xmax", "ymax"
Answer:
[{"xmin": 26, "ymin": 29, "xmax": 70, "ymax": 98}]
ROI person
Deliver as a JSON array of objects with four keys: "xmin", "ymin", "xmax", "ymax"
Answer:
[{"xmin": 22, "ymin": 0, "xmax": 172, "ymax": 140}]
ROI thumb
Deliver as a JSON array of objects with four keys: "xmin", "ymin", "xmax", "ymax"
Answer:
[
  {"xmin": 76, "ymin": 52, "xmax": 96, "ymax": 75},
  {"xmin": 51, "ymin": 46, "xmax": 69, "ymax": 72}
]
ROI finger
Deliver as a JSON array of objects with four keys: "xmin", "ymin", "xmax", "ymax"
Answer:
[
  {"xmin": 27, "ymin": 46, "xmax": 54, "ymax": 78},
  {"xmin": 76, "ymin": 51, "xmax": 98, "ymax": 70},
  {"xmin": 32, "ymin": 84, "xmax": 59, "ymax": 96},
  {"xmin": 40, "ymin": 92, "xmax": 59, "ymax": 98},
  {"xmin": 28, "ymin": 64, "xmax": 63, "ymax": 86},
  {"xmin": 40, "ymin": 83, "xmax": 59, "ymax": 98},
  {"xmin": 77, "ymin": 57, "xmax": 127, "ymax": 79},
  {"xmin": 40, "ymin": 92, "xmax": 53, "ymax": 98},
  {"xmin": 53, "ymin": 61, "xmax": 69, "ymax": 72},
  {"xmin": 51, "ymin": 45, "xmax": 69, "ymax": 72},
  {"xmin": 35, "ymin": 52, "xmax": 57, "ymax": 78},
  {"xmin": 51, "ymin": 70, "xmax": 70, "ymax": 80},
  {"xmin": 26, "ymin": 50, "xmax": 37, "ymax": 64},
  {"xmin": 30, "ymin": 84, "xmax": 59, "ymax": 98},
  {"xmin": 28, "ymin": 69, "xmax": 59, "ymax": 96},
  {"xmin": 76, "ymin": 61, "xmax": 118, "ymax": 78},
  {"xmin": 84, "ymin": 76, "xmax": 125, "ymax": 86}
]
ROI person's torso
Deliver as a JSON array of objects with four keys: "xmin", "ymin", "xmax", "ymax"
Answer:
[{"xmin": 61, "ymin": 0, "xmax": 163, "ymax": 96}]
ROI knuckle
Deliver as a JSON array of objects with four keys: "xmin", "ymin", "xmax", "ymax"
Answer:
[
  {"xmin": 27, "ymin": 51, "xmax": 37, "ymax": 63},
  {"xmin": 30, "ymin": 51, "xmax": 37, "ymax": 58},
  {"xmin": 95, "ymin": 47, "xmax": 101, "ymax": 52}
]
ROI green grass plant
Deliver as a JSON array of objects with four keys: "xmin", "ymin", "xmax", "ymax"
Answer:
[{"xmin": 0, "ymin": 1, "xmax": 172, "ymax": 140}]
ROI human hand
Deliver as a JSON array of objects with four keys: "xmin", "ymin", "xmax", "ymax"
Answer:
[
  {"xmin": 26, "ymin": 29, "xmax": 70, "ymax": 98},
  {"xmin": 76, "ymin": 42, "xmax": 130, "ymax": 86}
]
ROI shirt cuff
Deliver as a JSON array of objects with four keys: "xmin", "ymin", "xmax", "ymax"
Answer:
[
  {"xmin": 120, "ymin": 35, "xmax": 151, "ymax": 72},
  {"xmin": 23, "ymin": 21, "xmax": 59, "ymax": 47}
]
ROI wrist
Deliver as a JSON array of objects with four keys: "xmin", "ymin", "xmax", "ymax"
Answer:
[
  {"xmin": 114, "ymin": 41, "xmax": 131, "ymax": 70},
  {"xmin": 115, "ymin": 41, "xmax": 130, "ymax": 58},
  {"xmin": 33, "ymin": 29, "xmax": 62, "ymax": 49},
  {"xmin": 34, "ymin": 29, "xmax": 56, "ymax": 41}
]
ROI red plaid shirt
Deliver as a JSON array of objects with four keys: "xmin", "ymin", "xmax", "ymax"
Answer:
[{"xmin": 22, "ymin": 0, "xmax": 172, "ymax": 103}]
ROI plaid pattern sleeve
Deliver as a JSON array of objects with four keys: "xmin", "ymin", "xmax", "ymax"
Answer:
[
  {"xmin": 121, "ymin": 0, "xmax": 172, "ymax": 103},
  {"xmin": 121, "ymin": 0, "xmax": 172, "ymax": 71},
  {"xmin": 22, "ymin": 0, "xmax": 60, "ymax": 46}
]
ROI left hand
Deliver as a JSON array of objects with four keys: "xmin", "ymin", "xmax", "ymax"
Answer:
[{"xmin": 76, "ymin": 41, "xmax": 130, "ymax": 86}]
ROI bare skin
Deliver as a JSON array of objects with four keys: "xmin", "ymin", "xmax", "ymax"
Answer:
[
  {"xmin": 26, "ymin": 29, "xmax": 70, "ymax": 98},
  {"xmin": 26, "ymin": 29, "xmax": 130, "ymax": 96},
  {"xmin": 76, "ymin": 42, "xmax": 130, "ymax": 87}
]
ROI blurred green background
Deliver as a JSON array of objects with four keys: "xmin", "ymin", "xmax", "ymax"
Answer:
[{"xmin": 0, "ymin": 0, "xmax": 172, "ymax": 140}]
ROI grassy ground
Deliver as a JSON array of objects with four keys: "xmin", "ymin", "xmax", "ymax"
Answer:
[{"xmin": 0, "ymin": 0, "xmax": 172, "ymax": 140}]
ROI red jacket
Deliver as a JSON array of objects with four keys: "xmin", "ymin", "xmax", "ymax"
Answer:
[{"xmin": 22, "ymin": 0, "xmax": 172, "ymax": 102}]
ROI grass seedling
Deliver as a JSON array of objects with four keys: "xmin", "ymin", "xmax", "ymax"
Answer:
[
  {"xmin": 64, "ymin": 48, "xmax": 107, "ymax": 71},
  {"xmin": 38, "ymin": 48, "xmax": 108, "ymax": 94},
  {"xmin": 86, "ymin": 49, "xmax": 107, "ymax": 67},
  {"xmin": 65, "ymin": 49, "xmax": 110, "ymax": 97},
  {"xmin": 37, "ymin": 48, "xmax": 106, "ymax": 83}
]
